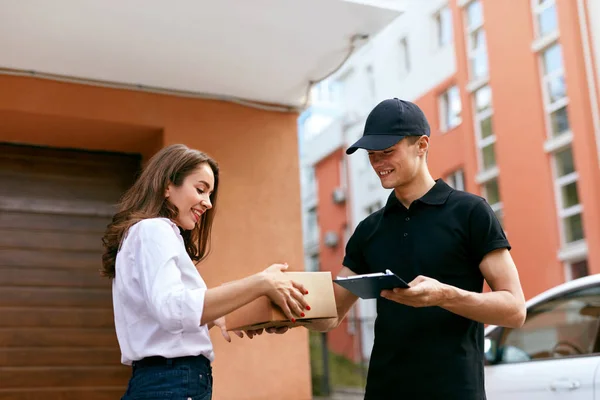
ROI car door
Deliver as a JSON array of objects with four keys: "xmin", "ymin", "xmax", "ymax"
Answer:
[{"xmin": 485, "ymin": 285, "xmax": 600, "ymax": 400}]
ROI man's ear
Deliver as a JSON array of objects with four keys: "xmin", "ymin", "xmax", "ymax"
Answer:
[{"xmin": 418, "ymin": 136, "xmax": 429, "ymax": 156}]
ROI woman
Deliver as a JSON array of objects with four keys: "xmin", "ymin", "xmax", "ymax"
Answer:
[{"xmin": 101, "ymin": 144, "xmax": 309, "ymax": 400}]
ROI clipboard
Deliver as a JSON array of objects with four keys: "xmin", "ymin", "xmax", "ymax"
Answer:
[{"xmin": 333, "ymin": 269, "xmax": 410, "ymax": 299}]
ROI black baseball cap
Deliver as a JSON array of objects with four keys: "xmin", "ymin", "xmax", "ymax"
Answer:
[{"xmin": 346, "ymin": 98, "xmax": 430, "ymax": 155}]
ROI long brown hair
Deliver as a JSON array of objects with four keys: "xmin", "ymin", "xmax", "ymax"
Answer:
[{"xmin": 101, "ymin": 144, "xmax": 219, "ymax": 278}]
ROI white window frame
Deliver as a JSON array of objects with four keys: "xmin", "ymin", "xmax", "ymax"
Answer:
[
  {"xmin": 439, "ymin": 85, "xmax": 462, "ymax": 132},
  {"xmin": 531, "ymin": 0, "xmax": 559, "ymax": 41},
  {"xmin": 563, "ymin": 257, "xmax": 589, "ymax": 281},
  {"xmin": 482, "ymin": 177, "xmax": 502, "ymax": 209},
  {"xmin": 339, "ymin": 157, "xmax": 348, "ymax": 190},
  {"xmin": 365, "ymin": 64, "xmax": 377, "ymax": 101},
  {"xmin": 550, "ymin": 144, "xmax": 585, "ymax": 247},
  {"xmin": 538, "ymin": 42, "xmax": 570, "ymax": 142},
  {"xmin": 558, "ymin": 240, "xmax": 588, "ymax": 263},
  {"xmin": 540, "ymin": 44, "xmax": 568, "ymax": 109},
  {"xmin": 433, "ymin": 5, "xmax": 453, "ymax": 50},
  {"xmin": 399, "ymin": 36, "xmax": 410, "ymax": 77},
  {"xmin": 446, "ymin": 169, "xmax": 465, "ymax": 191},
  {"xmin": 468, "ymin": 28, "xmax": 488, "ymax": 81},
  {"xmin": 482, "ymin": 176, "xmax": 504, "ymax": 229},
  {"xmin": 464, "ymin": 0, "xmax": 488, "ymax": 83},
  {"xmin": 305, "ymin": 206, "xmax": 320, "ymax": 248},
  {"xmin": 473, "ymin": 86, "xmax": 497, "ymax": 173},
  {"xmin": 530, "ymin": 1, "xmax": 584, "ymax": 250},
  {"xmin": 306, "ymin": 252, "xmax": 320, "ymax": 272}
]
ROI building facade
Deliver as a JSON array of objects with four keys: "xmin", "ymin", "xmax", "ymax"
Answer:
[
  {"xmin": 0, "ymin": 2, "xmax": 402, "ymax": 398},
  {"xmin": 299, "ymin": 0, "xmax": 600, "ymax": 361}
]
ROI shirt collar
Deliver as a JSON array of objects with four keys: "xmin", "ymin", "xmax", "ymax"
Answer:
[
  {"xmin": 384, "ymin": 179, "xmax": 453, "ymax": 213},
  {"xmin": 158, "ymin": 217, "xmax": 183, "ymax": 236}
]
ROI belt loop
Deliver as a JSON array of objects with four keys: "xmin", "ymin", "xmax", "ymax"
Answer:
[{"xmin": 166, "ymin": 358, "xmax": 173, "ymax": 367}]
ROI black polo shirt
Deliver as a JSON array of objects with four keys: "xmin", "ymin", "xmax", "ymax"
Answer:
[{"xmin": 343, "ymin": 179, "xmax": 510, "ymax": 400}]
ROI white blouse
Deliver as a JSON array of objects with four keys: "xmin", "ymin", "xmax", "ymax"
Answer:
[{"xmin": 112, "ymin": 217, "xmax": 214, "ymax": 365}]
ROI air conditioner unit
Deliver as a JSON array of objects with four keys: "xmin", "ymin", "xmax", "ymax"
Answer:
[
  {"xmin": 332, "ymin": 187, "xmax": 346, "ymax": 204},
  {"xmin": 323, "ymin": 231, "xmax": 339, "ymax": 248}
]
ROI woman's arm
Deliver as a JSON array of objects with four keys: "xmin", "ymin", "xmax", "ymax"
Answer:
[{"xmin": 201, "ymin": 264, "xmax": 309, "ymax": 325}]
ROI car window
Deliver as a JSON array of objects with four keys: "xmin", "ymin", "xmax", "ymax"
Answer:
[{"xmin": 498, "ymin": 286, "xmax": 600, "ymax": 364}]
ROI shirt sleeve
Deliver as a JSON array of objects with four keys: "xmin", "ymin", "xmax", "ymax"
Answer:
[
  {"xmin": 468, "ymin": 199, "xmax": 511, "ymax": 266},
  {"xmin": 134, "ymin": 219, "xmax": 206, "ymax": 334},
  {"xmin": 342, "ymin": 220, "xmax": 370, "ymax": 275}
]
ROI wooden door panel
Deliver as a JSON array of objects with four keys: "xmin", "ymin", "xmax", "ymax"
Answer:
[
  {"xmin": 0, "ymin": 348, "xmax": 122, "ymax": 367},
  {"xmin": 0, "ymin": 267, "xmax": 108, "ymax": 288},
  {"xmin": 0, "ymin": 328, "xmax": 118, "ymax": 347},
  {"xmin": 0, "ymin": 287, "xmax": 111, "ymax": 308},
  {"xmin": 0, "ymin": 249, "xmax": 100, "ymax": 269},
  {"xmin": 0, "ymin": 308, "xmax": 114, "ymax": 328},
  {"xmin": 0, "ymin": 144, "xmax": 140, "ymax": 398}
]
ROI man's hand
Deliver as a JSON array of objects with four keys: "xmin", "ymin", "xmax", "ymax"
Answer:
[
  {"xmin": 380, "ymin": 275, "xmax": 449, "ymax": 307},
  {"xmin": 210, "ymin": 317, "xmax": 244, "ymax": 342},
  {"xmin": 244, "ymin": 326, "xmax": 290, "ymax": 339}
]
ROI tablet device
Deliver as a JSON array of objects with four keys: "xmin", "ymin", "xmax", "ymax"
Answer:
[{"xmin": 333, "ymin": 270, "xmax": 410, "ymax": 299}]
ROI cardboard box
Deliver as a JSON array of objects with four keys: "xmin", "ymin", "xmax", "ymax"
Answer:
[{"xmin": 226, "ymin": 271, "xmax": 338, "ymax": 331}]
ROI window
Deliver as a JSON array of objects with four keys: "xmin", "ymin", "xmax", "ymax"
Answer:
[
  {"xmin": 495, "ymin": 286, "xmax": 600, "ymax": 364},
  {"xmin": 466, "ymin": 0, "xmax": 483, "ymax": 30},
  {"xmin": 339, "ymin": 158, "xmax": 348, "ymax": 190},
  {"xmin": 310, "ymin": 80, "xmax": 340, "ymax": 106},
  {"xmin": 541, "ymin": 43, "xmax": 569, "ymax": 138},
  {"xmin": 434, "ymin": 5, "xmax": 453, "ymax": 48},
  {"xmin": 474, "ymin": 85, "xmax": 498, "ymax": 172},
  {"xmin": 533, "ymin": 0, "xmax": 558, "ymax": 39},
  {"xmin": 306, "ymin": 253, "xmax": 320, "ymax": 272},
  {"xmin": 365, "ymin": 201, "xmax": 383, "ymax": 215},
  {"xmin": 483, "ymin": 177, "xmax": 504, "ymax": 227},
  {"xmin": 484, "ymin": 178, "xmax": 500, "ymax": 205},
  {"xmin": 549, "ymin": 105, "xmax": 570, "ymax": 138},
  {"xmin": 531, "ymin": 5, "xmax": 581, "ymax": 249},
  {"xmin": 446, "ymin": 169, "xmax": 465, "ymax": 191},
  {"xmin": 440, "ymin": 85, "xmax": 462, "ymax": 131},
  {"xmin": 365, "ymin": 65, "xmax": 377, "ymax": 100},
  {"xmin": 469, "ymin": 29, "xmax": 488, "ymax": 80},
  {"xmin": 465, "ymin": 0, "xmax": 488, "ymax": 81},
  {"xmin": 568, "ymin": 259, "xmax": 589, "ymax": 280},
  {"xmin": 554, "ymin": 146, "xmax": 584, "ymax": 244},
  {"xmin": 306, "ymin": 206, "xmax": 319, "ymax": 241},
  {"xmin": 399, "ymin": 37, "xmax": 410, "ymax": 76},
  {"xmin": 481, "ymin": 143, "xmax": 497, "ymax": 170},
  {"xmin": 475, "ymin": 84, "xmax": 492, "ymax": 112},
  {"xmin": 304, "ymin": 166, "xmax": 316, "ymax": 187}
]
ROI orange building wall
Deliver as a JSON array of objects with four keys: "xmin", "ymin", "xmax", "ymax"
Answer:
[
  {"xmin": 419, "ymin": 0, "xmax": 600, "ymax": 300},
  {"xmin": 556, "ymin": 0, "xmax": 600, "ymax": 276},
  {"xmin": 479, "ymin": 0, "xmax": 565, "ymax": 298},
  {"xmin": 313, "ymin": 148, "xmax": 360, "ymax": 361},
  {"xmin": 0, "ymin": 75, "xmax": 311, "ymax": 400}
]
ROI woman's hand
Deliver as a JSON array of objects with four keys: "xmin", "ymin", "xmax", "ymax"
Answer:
[{"xmin": 260, "ymin": 263, "xmax": 310, "ymax": 322}]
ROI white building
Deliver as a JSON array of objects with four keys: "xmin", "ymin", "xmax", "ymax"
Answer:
[{"xmin": 299, "ymin": 0, "xmax": 459, "ymax": 359}]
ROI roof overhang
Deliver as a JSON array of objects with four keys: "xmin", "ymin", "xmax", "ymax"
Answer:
[{"xmin": 0, "ymin": 0, "xmax": 404, "ymax": 110}]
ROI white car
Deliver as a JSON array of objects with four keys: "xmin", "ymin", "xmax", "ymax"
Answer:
[{"xmin": 484, "ymin": 274, "xmax": 600, "ymax": 399}]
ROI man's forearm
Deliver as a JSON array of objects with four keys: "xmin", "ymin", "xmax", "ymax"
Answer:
[{"xmin": 440, "ymin": 284, "xmax": 526, "ymax": 328}]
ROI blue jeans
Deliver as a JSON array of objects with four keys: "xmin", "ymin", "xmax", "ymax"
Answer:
[{"xmin": 121, "ymin": 355, "xmax": 212, "ymax": 400}]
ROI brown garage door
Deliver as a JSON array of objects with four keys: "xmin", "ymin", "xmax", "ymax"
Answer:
[{"xmin": 0, "ymin": 143, "xmax": 140, "ymax": 400}]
